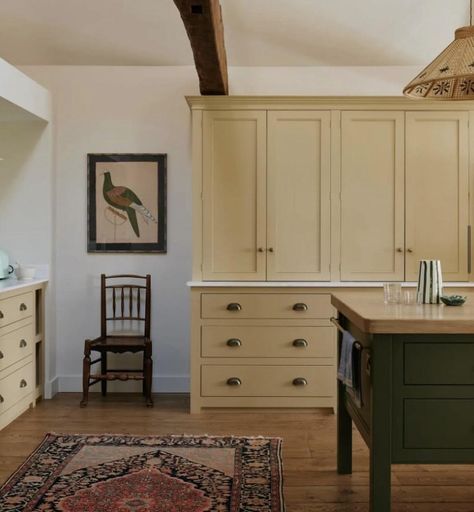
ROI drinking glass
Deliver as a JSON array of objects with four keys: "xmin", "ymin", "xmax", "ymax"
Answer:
[
  {"xmin": 383, "ymin": 282, "xmax": 401, "ymax": 304},
  {"xmin": 402, "ymin": 289, "xmax": 416, "ymax": 305}
]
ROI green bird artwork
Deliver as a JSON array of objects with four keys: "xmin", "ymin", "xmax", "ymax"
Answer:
[{"xmin": 102, "ymin": 171, "xmax": 157, "ymax": 238}]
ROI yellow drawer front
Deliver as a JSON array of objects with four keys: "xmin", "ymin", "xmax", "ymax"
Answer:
[
  {"xmin": 201, "ymin": 326, "xmax": 335, "ymax": 358},
  {"xmin": 0, "ymin": 360, "xmax": 34, "ymax": 414},
  {"xmin": 201, "ymin": 293, "xmax": 333, "ymax": 319},
  {"xmin": 0, "ymin": 324, "xmax": 34, "ymax": 372},
  {"xmin": 201, "ymin": 365, "xmax": 334, "ymax": 397},
  {"xmin": 0, "ymin": 292, "xmax": 34, "ymax": 328}
]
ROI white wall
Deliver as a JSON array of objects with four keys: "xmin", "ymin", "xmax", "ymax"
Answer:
[{"xmin": 21, "ymin": 64, "xmax": 416, "ymax": 394}]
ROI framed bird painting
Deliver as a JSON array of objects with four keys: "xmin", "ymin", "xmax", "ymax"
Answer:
[{"xmin": 87, "ymin": 154, "xmax": 167, "ymax": 252}]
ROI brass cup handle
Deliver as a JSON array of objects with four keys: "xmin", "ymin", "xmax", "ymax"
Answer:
[
  {"xmin": 226, "ymin": 303, "xmax": 242, "ymax": 312},
  {"xmin": 0, "ymin": 350, "xmax": 3, "ymax": 359},
  {"xmin": 268, "ymin": 247, "xmax": 274, "ymax": 253},
  {"xmin": 226, "ymin": 338, "xmax": 242, "ymax": 348},
  {"xmin": 258, "ymin": 247, "xmax": 265, "ymax": 253},
  {"xmin": 19, "ymin": 303, "xmax": 27, "ymax": 312},
  {"xmin": 0, "ymin": 395, "xmax": 3, "ymax": 403},
  {"xmin": 293, "ymin": 338, "xmax": 308, "ymax": 348},
  {"xmin": 20, "ymin": 339, "xmax": 27, "ymax": 348},
  {"xmin": 292, "ymin": 377, "xmax": 308, "ymax": 387},
  {"xmin": 293, "ymin": 303, "xmax": 308, "ymax": 312},
  {"xmin": 0, "ymin": 311, "xmax": 3, "ymax": 319},
  {"xmin": 406, "ymin": 248, "xmax": 413, "ymax": 253},
  {"xmin": 226, "ymin": 377, "xmax": 242, "ymax": 387},
  {"xmin": 19, "ymin": 379, "xmax": 27, "ymax": 388},
  {"xmin": 396, "ymin": 247, "xmax": 403, "ymax": 253}
]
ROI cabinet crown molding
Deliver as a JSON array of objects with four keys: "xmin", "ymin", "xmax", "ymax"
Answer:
[{"xmin": 186, "ymin": 95, "xmax": 474, "ymax": 110}]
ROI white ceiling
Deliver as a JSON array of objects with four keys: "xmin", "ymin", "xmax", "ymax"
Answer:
[{"xmin": 0, "ymin": 0, "xmax": 470, "ymax": 66}]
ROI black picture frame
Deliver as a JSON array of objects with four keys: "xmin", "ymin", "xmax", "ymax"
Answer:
[{"xmin": 87, "ymin": 153, "xmax": 167, "ymax": 253}]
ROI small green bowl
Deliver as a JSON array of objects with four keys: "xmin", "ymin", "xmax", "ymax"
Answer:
[{"xmin": 440, "ymin": 295, "xmax": 467, "ymax": 306}]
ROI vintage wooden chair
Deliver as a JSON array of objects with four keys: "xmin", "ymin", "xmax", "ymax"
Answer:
[{"xmin": 80, "ymin": 274, "xmax": 153, "ymax": 407}]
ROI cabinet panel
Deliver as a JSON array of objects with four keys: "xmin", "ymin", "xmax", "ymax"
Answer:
[
  {"xmin": 267, "ymin": 111, "xmax": 331, "ymax": 280},
  {"xmin": 202, "ymin": 111, "xmax": 266, "ymax": 280},
  {"xmin": 406, "ymin": 112, "xmax": 469, "ymax": 281},
  {"xmin": 340, "ymin": 112, "xmax": 405, "ymax": 281}
]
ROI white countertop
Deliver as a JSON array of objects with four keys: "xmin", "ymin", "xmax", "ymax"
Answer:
[
  {"xmin": 187, "ymin": 281, "xmax": 474, "ymax": 288},
  {"xmin": 0, "ymin": 277, "xmax": 48, "ymax": 294}
]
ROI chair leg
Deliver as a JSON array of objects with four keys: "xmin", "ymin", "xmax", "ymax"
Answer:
[
  {"xmin": 101, "ymin": 352, "xmax": 108, "ymax": 396},
  {"xmin": 80, "ymin": 341, "xmax": 91, "ymax": 407},
  {"xmin": 144, "ymin": 342, "xmax": 153, "ymax": 407},
  {"xmin": 142, "ymin": 353, "xmax": 146, "ymax": 396}
]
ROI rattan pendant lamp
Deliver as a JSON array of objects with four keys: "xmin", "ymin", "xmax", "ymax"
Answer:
[{"xmin": 403, "ymin": 0, "xmax": 474, "ymax": 100}]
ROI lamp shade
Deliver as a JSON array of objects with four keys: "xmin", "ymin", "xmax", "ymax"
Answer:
[{"xmin": 403, "ymin": 25, "xmax": 474, "ymax": 100}]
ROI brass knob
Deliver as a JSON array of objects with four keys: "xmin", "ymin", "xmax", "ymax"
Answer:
[
  {"xmin": 19, "ymin": 379, "xmax": 27, "ymax": 388},
  {"xmin": 293, "ymin": 339, "xmax": 308, "ymax": 348},
  {"xmin": 258, "ymin": 247, "xmax": 265, "ymax": 253},
  {"xmin": 293, "ymin": 303, "xmax": 308, "ymax": 312},
  {"xmin": 292, "ymin": 377, "xmax": 308, "ymax": 387},
  {"xmin": 0, "ymin": 395, "xmax": 3, "ymax": 403},
  {"xmin": 396, "ymin": 248, "xmax": 403, "ymax": 253},
  {"xmin": 19, "ymin": 303, "xmax": 27, "ymax": 311},
  {"xmin": 0, "ymin": 311, "xmax": 3, "ymax": 319},
  {"xmin": 226, "ymin": 303, "xmax": 242, "ymax": 312},
  {"xmin": 20, "ymin": 339, "xmax": 27, "ymax": 348},
  {"xmin": 0, "ymin": 351, "xmax": 3, "ymax": 359},
  {"xmin": 226, "ymin": 338, "xmax": 242, "ymax": 348},
  {"xmin": 268, "ymin": 247, "xmax": 274, "ymax": 253},
  {"xmin": 226, "ymin": 377, "xmax": 242, "ymax": 387},
  {"xmin": 407, "ymin": 248, "xmax": 413, "ymax": 253}
]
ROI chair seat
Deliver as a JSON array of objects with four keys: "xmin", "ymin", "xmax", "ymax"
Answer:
[{"xmin": 89, "ymin": 336, "xmax": 150, "ymax": 352}]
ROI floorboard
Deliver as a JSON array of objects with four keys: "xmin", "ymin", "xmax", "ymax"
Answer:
[{"xmin": 0, "ymin": 393, "xmax": 473, "ymax": 511}]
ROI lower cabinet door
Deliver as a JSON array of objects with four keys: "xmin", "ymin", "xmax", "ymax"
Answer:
[
  {"xmin": 404, "ymin": 399, "xmax": 474, "ymax": 449},
  {"xmin": 0, "ymin": 360, "xmax": 34, "ymax": 415},
  {"xmin": 201, "ymin": 365, "xmax": 334, "ymax": 397}
]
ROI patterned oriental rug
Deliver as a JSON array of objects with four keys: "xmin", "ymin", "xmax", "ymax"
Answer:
[{"xmin": 0, "ymin": 433, "xmax": 284, "ymax": 512}]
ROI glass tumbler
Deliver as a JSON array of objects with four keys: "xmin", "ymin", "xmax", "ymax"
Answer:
[{"xmin": 383, "ymin": 282, "xmax": 401, "ymax": 304}]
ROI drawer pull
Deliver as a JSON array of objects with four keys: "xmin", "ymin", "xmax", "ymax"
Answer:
[
  {"xmin": 293, "ymin": 303, "xmax": 308, "ymax": 312},
  {"xmin": 0, "ymin": 311, "xmax": 3, "ymax": 319},
  {"xmin": 19, "ymin": 303, "xmax": 28, "ymax": 312},
  {"xmin": 226, "ymin": 377, "xmax": 242, "ymax": 387},
  {"xmin": 226, "ymin": 338, "xmax": 242, "ymax": 348},
  {"xmin": 292, "ymin": 377, "xmax": 308, "ymax": 387},
  {"xmin": 0, "ymin": 395, "xmax": 3, "ymax": 403},
  {"xmin": 226, "ymin": 303, "xmax": 242, "ymax": 312},
  {"xmin": 0, "ymin": 350, "xmax": 3, "ymax": 359},
  {"xmin": 19, "ymin": 379, "xmax": 27, "ymax": 388},
  {"xmin": 293, "ymin": 338, "xmax": 308, "ymax": 348},
  {"xmin": 19, "ymin": 339, "xmax": 27, "ymax": 348}
]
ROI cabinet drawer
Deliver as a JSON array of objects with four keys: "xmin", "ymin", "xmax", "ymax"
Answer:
[
  {"xmin": 0, "ymin": 292, "xmax": 34, "ymax": 328},
  {"xmin": 201, "ymin": 293, "xmax": 333, "ymax": 319},
  {"xmin": 0, "ymin": 360, "xmax": 34, "ymax": 415},
  {"xmin": 0, "ymin": 324, "xmax": 34, "ymax": 372},
  {"xmin": 404, "ymin": 342, "xmax": 474, "ymax": 385},
  {"xmin": 404, "ymin": 399, "xmax": 474, "ymax": 449},
  {"xmin": 202, "ymin": 326, "xmax": 335, "ymax": 358},
  {"xmin": 201, "ymin": 364, "xmax": 334, "ymax": 397}
]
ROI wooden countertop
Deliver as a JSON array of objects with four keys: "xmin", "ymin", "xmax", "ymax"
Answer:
[{"xmin": 331, "ymin": 291, "xmax": 474, "ymax": 334}]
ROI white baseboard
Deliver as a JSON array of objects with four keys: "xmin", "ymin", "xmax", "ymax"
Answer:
[
  {"xmin": 45, "ymin": 377, "xmax": 59, "ymax": 399},
  {"xmin": 57, "ymin": 374, "xmax": 190, "ymax": 393}
]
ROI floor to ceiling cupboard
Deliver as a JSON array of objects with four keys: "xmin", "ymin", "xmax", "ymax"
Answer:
[{"xmin": 187, "ymin": 97, "xmax": 474, "ymax": 413}]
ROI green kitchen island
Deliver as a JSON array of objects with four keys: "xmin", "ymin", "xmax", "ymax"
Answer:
[{"xmin": 331, "ymin": 291, "xmax": 474, "ymax": 512}]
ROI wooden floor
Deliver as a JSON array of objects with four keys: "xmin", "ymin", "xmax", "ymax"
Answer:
[{"xmin": 0, "ymin": 393, "xmax": 473, "ymax": 511}]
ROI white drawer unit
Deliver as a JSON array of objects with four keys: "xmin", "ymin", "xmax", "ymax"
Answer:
[
  {"xmin": 191, "ymin": 287, "xmax": 337, "ymax": 413},
  {"xmin": 0, "ymin": 285, "xmax": 45, "ymax": 431}
]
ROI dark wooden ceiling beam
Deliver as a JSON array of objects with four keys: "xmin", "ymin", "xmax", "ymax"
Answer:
[{"xmin": 174, "ymin": 0, "xmax": 229, "ymax": 95}]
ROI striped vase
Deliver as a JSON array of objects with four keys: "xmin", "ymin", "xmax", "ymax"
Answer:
[{"xmin": 416, "ymin": 260, "xmax": 443, "ymax": 304}]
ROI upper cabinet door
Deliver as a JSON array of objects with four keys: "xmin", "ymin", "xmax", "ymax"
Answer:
[
  {"xmin": 405, "ymin": 112, "xmax": 469, "ymax": 282},
  {"xmin": 202, "ymin": 111, "xmax": 267, "ymax": 281},
  {"xmin": 267, "ymin": 111, "xmax": 331, "ymax": 281},
  {"xmin": 340, "ymin": 111, "xmax": 405, "ymax": 281}
]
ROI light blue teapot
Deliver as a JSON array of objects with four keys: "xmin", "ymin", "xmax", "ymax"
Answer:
[{"xmin": 0, "ymin": 250, "xmax": 14, "ymax": 279}]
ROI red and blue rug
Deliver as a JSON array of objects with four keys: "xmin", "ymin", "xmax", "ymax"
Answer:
[{"xmin": 0, "ymin": 433, "xmax": 284, "ymax": 511}]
